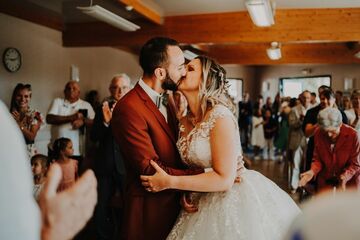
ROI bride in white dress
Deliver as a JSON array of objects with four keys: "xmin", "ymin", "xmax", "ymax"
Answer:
[{"xmin": 141, "ymin": 56, "xmax": 300, "ymax": 240}]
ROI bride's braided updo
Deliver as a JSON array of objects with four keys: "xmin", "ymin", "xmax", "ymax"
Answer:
[{"xmin": 196, "ymin": 55, "xmax": 236, "ymax": 119}]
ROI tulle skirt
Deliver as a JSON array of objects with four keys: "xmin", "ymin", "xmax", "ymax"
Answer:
[{"xmin": 167, "ymin": 170, "xmax": 301, "ymax": 240}]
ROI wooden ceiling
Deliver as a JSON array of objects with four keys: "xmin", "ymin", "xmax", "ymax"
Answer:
[{"xmin": 1, "ymin": 0, "xmax": 360, "ymax": 65}]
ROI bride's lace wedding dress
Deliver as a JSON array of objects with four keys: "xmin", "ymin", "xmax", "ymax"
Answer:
[{"xmin": 167, "ymin": 105, "xmax": 301, "ymax": 240}]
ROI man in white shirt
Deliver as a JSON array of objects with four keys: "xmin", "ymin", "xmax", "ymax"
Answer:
[{"xmin": 46, "ymin": 81, "xmax": 95, "ymax": 160}]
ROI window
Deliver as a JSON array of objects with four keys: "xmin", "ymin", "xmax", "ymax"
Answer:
[
  {"xmin": 280, "ymin": 75, "xmax": 331, "ymax": 98},
  {"xmin": 227, "ymin": 78, "xmax": 243, "ymax": 101}
]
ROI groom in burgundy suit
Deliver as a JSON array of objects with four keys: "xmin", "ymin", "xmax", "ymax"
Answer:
[{"xmin": 112, "ymin": 37, "xmax": 203, "ymax": 240}]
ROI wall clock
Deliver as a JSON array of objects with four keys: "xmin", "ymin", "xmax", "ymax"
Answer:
[{"xmin": 3, "ymin": 47, "xmax": 22, "ymax": 72}]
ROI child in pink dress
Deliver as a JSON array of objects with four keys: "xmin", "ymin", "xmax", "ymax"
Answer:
[{"xmin": 52, "ymin": 137, "xmax": 78, "ymax": 192}]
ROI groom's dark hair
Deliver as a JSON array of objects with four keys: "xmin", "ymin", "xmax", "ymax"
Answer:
[{"xmin": 139, "ymin": 37, "xmax": 179, "ymax": 77}]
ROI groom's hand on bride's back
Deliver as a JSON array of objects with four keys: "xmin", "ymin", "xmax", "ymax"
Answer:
[{"xmin": 180, "ymin": 193, "xmax": 198, "ymax": 213}]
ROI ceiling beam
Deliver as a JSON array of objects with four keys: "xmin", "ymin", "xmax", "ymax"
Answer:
[
  {"xmin": 0, "ymin": 0, "xmax": 63, "ymax": 31},
  {"xmin": 209, "ymin": 43, "xmax": 360, "ymax": 65},
  {"xmin": 118, "ymin": 0, "xmax": 163, "ymax": 25},
  {"xmin": 63, "ymin": 8, "xmax": 360, "ymax": 46}
]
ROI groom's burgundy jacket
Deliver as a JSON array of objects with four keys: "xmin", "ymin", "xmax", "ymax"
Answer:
[{"xmin": 112, "ymin": 83, "xmax": 202, "ymax": 240}]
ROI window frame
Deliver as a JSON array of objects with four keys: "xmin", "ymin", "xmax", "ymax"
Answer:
[
  {"xmin": 226, "ymin": 78, "xmax": 243, "ymax": 101},
  {"xmin": 279, "ymin": 75, "xmax": 332, "ymax": 97}
]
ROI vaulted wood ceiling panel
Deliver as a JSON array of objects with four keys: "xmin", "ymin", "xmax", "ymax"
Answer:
[{"xmin": 63, "ymin": 8, "xmax": 360, "ymax": 45}]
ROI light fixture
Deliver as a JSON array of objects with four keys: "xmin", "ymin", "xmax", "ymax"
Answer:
[
  {"xmin": 125, "ymin": 5, "xmax": 134, "ymax": 11},
  {"xmin": 355, "ymin": 51, "xmax": 360, "ymax": 59},
  {"xmin": 266, "ymin": 42, "xmax": 281, "ymax": 60},
  {"xmin": 245, "ymin": 0, "xmax": 275, "ymax": 27},
  {"xmin": 77, "ymin": 5, "xmax": 140, "ymax": 31},
  {"xmin": 183, "ymin": 50, "xmax": 198, "ymax": 60}
]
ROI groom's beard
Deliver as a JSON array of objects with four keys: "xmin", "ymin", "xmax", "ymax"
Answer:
[{"xmin": 162, "ymin": 71, "xmax": 182, "ymax": 92}]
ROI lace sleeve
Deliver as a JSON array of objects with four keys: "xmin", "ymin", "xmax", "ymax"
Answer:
[{"xmin": 203, "ymin": 105, "xmax": 238, "ymax": 134}]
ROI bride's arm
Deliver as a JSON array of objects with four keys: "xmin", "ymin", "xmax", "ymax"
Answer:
[{"xmin": 141, "ymin": 115, "xmax": 237, "ymax": 192}]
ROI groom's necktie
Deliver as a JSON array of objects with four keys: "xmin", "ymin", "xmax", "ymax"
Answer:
[
  {"xmin": 156, "ymin": 93, "xmax": 168, "ymax": 108},
  {"xmin": 156, "ymin": 95, "xmax": 163, "ymax": 108},
  {"xmin": 156, "ymin": 93, "xmax": 168, "ymax": 121}
]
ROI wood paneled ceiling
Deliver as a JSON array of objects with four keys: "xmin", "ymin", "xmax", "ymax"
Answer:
[{"xmin": 1, "ymin": 0, "xmax": 360, "ymax": 65}]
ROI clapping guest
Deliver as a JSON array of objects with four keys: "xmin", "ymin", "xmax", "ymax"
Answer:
[
  {"xmin": 10, "ymin": 83, "xmax": 44, "ymax": 158},
  {"xmin": 302, "ymin": 87, "xmax": 348, "ymax": 172},
  {"xmin": 299, "ymin": 107, "xmax": 360, "ymax": 193},
  {"xmin": 91, "ymin": 74, "xmax": 130, "ymax": 240}
]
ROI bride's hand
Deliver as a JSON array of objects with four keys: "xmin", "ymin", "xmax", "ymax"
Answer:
[{"xmin": 140, "ymin": 160, "xmax": 171, "ymax": 192}]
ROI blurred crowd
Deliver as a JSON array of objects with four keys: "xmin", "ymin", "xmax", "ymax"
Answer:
[{"xmin": 238, "ymin": 87, "xmax": 360, "ymax": 196}]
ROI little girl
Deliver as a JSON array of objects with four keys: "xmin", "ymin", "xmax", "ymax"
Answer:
[
  {"xmin": 31, "ymin": 154, "xmax": 48, "ymax": 201},
  {"xmin": 52, "ymin": 137, "xmax": 78, "ymax": 192}
]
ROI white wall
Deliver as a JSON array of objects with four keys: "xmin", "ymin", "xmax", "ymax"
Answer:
[
  {"xmin": 0, "ymin": 14, "xmax": 142, "ymax": 111},
  {"xmin": 0, "ymin": 13, "xmax": 142, "ymax": 154}
]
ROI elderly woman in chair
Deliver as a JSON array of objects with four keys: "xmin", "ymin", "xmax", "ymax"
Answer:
[{"xmin": 299, "ymin": 107, "xmax": 360, "ymax": 193}]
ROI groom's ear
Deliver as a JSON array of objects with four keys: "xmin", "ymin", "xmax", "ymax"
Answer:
[{"xmin": 154, "ymin": 67, "xmax": 166, "ymax": 80}]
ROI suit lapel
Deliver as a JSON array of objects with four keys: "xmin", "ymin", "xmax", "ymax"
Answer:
[
  {"xmin": 134, "ymin": 84, "xmax": 177, "ymax": 144},
  {"xmin": 166, "ymin": 93, "xmax": 179, "ymax": 140}
]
